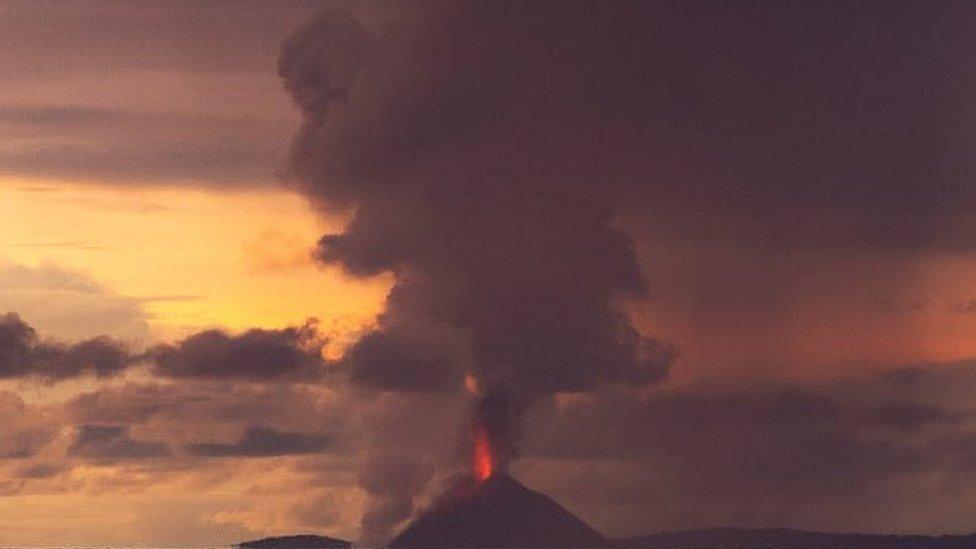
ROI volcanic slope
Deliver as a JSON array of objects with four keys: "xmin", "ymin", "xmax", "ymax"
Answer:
[{"xmin": 389, "ymin": 474, "xmax": 610, "ymax": 549}]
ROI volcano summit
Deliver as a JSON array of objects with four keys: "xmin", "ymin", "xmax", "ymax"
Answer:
[{"xmin": 389, "ymin": 474, "xmax": 609, "ymax": 549}]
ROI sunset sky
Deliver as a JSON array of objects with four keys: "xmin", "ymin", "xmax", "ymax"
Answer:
[{"xmin": 2, "ymin": 1, "xmax": 976, "ymax": 546}]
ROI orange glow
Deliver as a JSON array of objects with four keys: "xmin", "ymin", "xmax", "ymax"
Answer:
[{"xmin": 473, "ymin": 426, "xmax": 494, "ymax": 482}]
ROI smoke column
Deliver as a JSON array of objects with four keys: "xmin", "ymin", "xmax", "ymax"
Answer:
[{"xmin": 278, "ymin": 2, "xmax": 674, "ymax": 541}]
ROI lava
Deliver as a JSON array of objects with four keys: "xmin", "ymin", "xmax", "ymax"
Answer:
[{"xmin": 473, "ymin": 425, "xmax": 494, "ymax": 482}]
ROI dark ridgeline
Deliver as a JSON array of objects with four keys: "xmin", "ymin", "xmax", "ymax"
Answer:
[
  {"xmin": 614, "ymin": 528, "xmax": 976, "ymax": 549},
  {"xmin": 389, "ymin": 474, "xmax": 610, "ymax": 549},
  {"xmin": 385, "ymin": 473, "xmax": 976, "ymax": 548},
  {"xmin": 236, "ymin": 534, "xmax": 351, "ymax": 548}
]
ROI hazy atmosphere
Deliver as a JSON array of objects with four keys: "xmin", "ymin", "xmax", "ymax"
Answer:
[{"xmin": 2, "ymin": 1, "xmax": 976, "ymax": 546}]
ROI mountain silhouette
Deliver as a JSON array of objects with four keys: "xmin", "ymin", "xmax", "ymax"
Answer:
[
  {"xmin": 389, "ymin": 474, "xmax": 610, "ymax": 549},
  {"xmin": 614, "ymin": 527, "xmax": 976, "ymax": 549},
  {"xmin": 236, "ymin": 533, "xmax": 351, "ymax": 548}
]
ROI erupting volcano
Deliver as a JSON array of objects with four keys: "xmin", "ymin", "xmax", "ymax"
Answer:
[
  {"xmin": 388, "ymin": 473, "xmax": 610, "ymax": 549},
  {"xmin": 388, "ymin": 391, "xmax": 609, "ymax": 548}
]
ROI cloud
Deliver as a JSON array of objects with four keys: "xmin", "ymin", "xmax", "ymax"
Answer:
[
  {"xmin": 0, "ymin": 136, "xmax": 282, "ymax": 186},
  {"xmin": 0, "ymin": 391, "xmax": 58, "ymax": 459},
  {"xmin": 0, "ymin": 312, "xmax": 131, "ymax": 381},
  {"xmin": 0, "ymin": 105, "xmax": 159, "ymax": 126},
  {"xmin": 186, "ymin": 424, "xmax": 334, "ymax": 457},
  {"xmin": 514, "ymin": 364, "xmax": 976, "ymax": 535},
  {"xmin": 863, "ymin": 403, "xmax": 963, "ymax": 430},
  {"xmin": 0, "ymin": 310, "xmax": 331, "ymax": 383},
  {"xmin": 149, "ymin": 320, "xmax": 325, "ymax": 380},
  {"xmin": 66, "ymin": 381, "xmax": 347, "ymax": 431},
  {"xmin": 68, "ymin": 425, "xmax": 169, "ymax": 461},
  {"xmin": 14, "ymin": 463, "xmax": 61, "ymax": 479},
  {"xmin": 0, "ymin": 0, "xmax": 329, "ymax": 187},
  {"xmin": 0, "ymin": 262, "xmax": 149, "ymax": 342}
]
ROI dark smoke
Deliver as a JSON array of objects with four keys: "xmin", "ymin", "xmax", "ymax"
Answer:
[
  {"xmin": 277, "ymin": 1, "xmax": 673, "ymax": 413},
  {"xmin": 471, "ymin": 387, "xmax": 519, "ymax": 475},
  {"xmin": 277, "ymin": 2, "xmax": 675, "ymax": 540}
]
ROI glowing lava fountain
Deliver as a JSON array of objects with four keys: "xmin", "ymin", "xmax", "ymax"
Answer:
[{"xmin": 473, "ymin": 426, "xmax": 494, "ymax": 482}]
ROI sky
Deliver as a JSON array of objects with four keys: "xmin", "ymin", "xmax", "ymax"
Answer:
[{"xmin": 1, "ymin": 1, "xmax": 976, "ymax": 546}]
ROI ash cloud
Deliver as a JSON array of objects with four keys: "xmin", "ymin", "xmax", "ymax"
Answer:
[
  {"xmin": 276, "ymin": 3, "xmax": 683, "ymax": 538},
  {"xmin": 278, "ymin": 1, "xmax": 674, "ymax": 400}
]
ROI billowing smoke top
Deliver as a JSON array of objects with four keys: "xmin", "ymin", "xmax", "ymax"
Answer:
[
  {"xmin": 277, "ymin": 2, "xmax": 674, "ymax": 496},
  {"xmin": 278, "ymin": 0, "xmax": 672, "ymax": 409}
]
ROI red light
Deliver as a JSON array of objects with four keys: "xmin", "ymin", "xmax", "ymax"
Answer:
[{"xmin": 473, "ymin": 426, "xmax": 493, "ymax": 482}]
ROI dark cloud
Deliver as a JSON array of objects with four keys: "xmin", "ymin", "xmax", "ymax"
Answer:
[
  {"xmin": 514, "ymin": 366, "xmax": 976, "ymax": 534},
  {"xmin": 863, "ymin": 403, "xmax": 963, "ymax": 431},
  {"xmin": 68, "ymin": 425, "xmax": 169, "ymax": 461},
  {"xmin": 14, "ymin": 463, "xmax": 61, "ymax": 479},
  {"xmin": 186, "ymin": 424, "xmax": 334, "ymax": 457},
  {"xmin": 149, "ymin": 320, "xmax": 324, "ymax": 380},
  {"xmin": 524, "ymin": 387, "xmax": 928, "ymax": 490},
  {"xmin": 0, "ymin": 312, "xmax": 131, "ymax": 380},
  {"xmin": 1, "ymin": 312, "xmax": 332, "ymax": 384},
  {"xmin": 66, "ymin": 381, "xmax": 347, "ymax": 432}
]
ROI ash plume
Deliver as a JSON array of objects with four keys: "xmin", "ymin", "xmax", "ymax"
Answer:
[
  {"xmin": 277, "ymin": 2, "xmax": 675, "ymax": 540},
  {"xmin": 278, "ymin": 1, "xmax": 673, "ymax": 412}
]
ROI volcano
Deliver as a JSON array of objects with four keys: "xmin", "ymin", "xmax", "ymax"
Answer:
[{"xmin": 388, "ymin": 474, "xmax": 610, "ymax": 549}]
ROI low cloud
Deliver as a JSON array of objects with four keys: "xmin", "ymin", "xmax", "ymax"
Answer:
[
  {"xmin": 0, "ymin": 313, "xmax": 131, "ymax": 381},
  {"xmin": 0, "ymin": 103, "xmax": 288, "ymax": 186},
  {"xmin": 0, "ymin": 391, "xmax": 58, "ymax": 459},
  {"xmin": 149, "ymin": 321, "xmax": 325, "ymax": 380},
  {"xmin": 187, "ymin": 424, "xmax": 334, "ymax": 457},
  {"xmin": 516, "ymin": 364, "xmax": 976, "ymax": 535},
  {"xmin": 0, "ymin": 312, "xmax": 330, "ymax": 382},
  {"xmin": 68, "ymin": 425, "xmax": 169, "ymax": 461},
  {"xmin": 0, "ymin": 262, "xmax": 148, "ymax": 342}
]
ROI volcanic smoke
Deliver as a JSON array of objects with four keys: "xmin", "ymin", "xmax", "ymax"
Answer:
[{"xmin": 277, "ymin": 4, "xmax": 675, "ymax": 541}]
